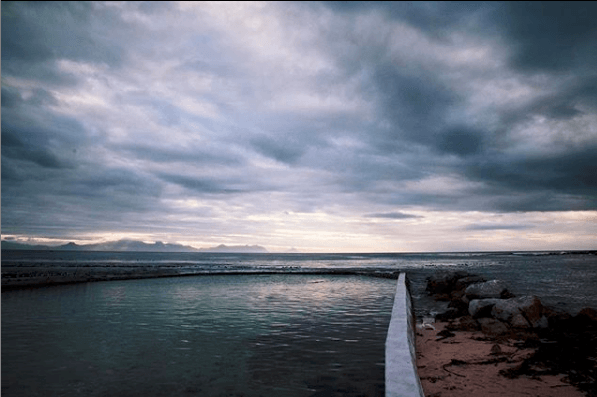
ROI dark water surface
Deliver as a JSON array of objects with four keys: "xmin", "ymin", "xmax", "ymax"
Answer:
[
  {"xmin": 5, "ymin": 250, "xmax": 595, "ymax": 315},
  {"xmin": 2, "ymin": 251, "xmax": 597, "ymax": 396},
  {"xmin": 2, "ymin": 275, "xmax": 395, "ymax": 397}
]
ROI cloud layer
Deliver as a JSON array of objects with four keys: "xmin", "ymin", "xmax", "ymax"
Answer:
[{"xmin": 2, "ymin": 2, "xmax": 596, "ymax": 251}]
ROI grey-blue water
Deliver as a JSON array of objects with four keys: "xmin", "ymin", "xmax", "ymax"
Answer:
[
  {"xmin": 3, "ymin": 251, "xmax": 597, "ymax": 396},
  {"xmin": 2, "ymin": 274, "xmax": 394, "ymax": 396}
]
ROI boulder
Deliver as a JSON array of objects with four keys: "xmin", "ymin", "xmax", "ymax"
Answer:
[
  {"xmin": 426, "ymin": 271, "xmax": 473, "ymax": 299},
  {"xmin": 510, "ymin": 312, "xmax": 531, "ymax": 328},
  {"xmin": 450, "ymin": 288, "xmax": 467, "ymax": 304},
  {"xmin": 468, "ymin": 298, "xmax": 502, "ymax": 318},
  {"xmin": 465, "ymin": 280, "xmax": 509, "ymax": 300},
  {"xmin": 435, "ymin": 308, "xmax": 461, "ymax": 321},
  {"xmin": 426, "ymin": 271, "xmax": 456, "ymax": 294},
  {"xmin": 478, "ymin": 318, "xmax": 509, "ymax": 337},
  {"xmin": 577, "ymin": 307, "xmax": 597, "ymax": 322},
  {"xmin": 491, "ymin": 296, "xmax": 544, "ymax": 328},
  {"xmin": 447, "ymin": 296, "xmax": 469, "ymax": 316},
  {"xmin": 534, "ymin": 315, "xmax": 549, "ymax": 329},
  {"xmin": 453, "ymin": 275, "xmax": 486, "ymax": 291},
  {"xmin": 541, "ymin": 307, "xmax": 572, "ymax": 331}
]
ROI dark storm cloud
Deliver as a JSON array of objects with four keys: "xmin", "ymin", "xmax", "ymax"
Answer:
[
  {"xmin": 2, "ymin": 1, "xmax": 124, "ymax": 82},
  {"xmin": 1, "ymin": 90, "xmax": 91, "ymax": 173},
  {"xmin": 251, "ymin": 135, "xmax": 305, "ymax": 164},
  {"xmin": 117, "ymin": 143, "xmax": 246, "ymax": 166},
  {"xmin": 464, "ymin": 223, "xmax": 533, "ymax": 231},
  {"xmin": 1, "ymin": 158, "xmax": 164, "ymax": 237},
  {"xmin": 2, "ymin": 1, "xmax": 596, "ymax": 248},
  {"xmin": 245, "ymin": 109, "xmax": 360, "ymax": 166},
  {"xmin": 364, "ymin": 212, "xmax": 422, "ymax": 219},
  {"xmin": 2, "ymin": 86, "xmax": 58, "ymax": 109},
  {"xmin": 1, "ymin": 119, "xmax": 79, "ymax": 171},
  {"xmin": 464, "ymin": 145, "xmax": 597, "ymax": 209},
  {"xmin": 497, "ymin": 77, "xmax": 597, "ymax": 133},
  {"xmin": 156, "ymin": 173, "xmax": 244, "ymax": 195},
  {"xmin": 325, "ymin": 1, "xmax": 597, "ymax": 73},
  {"xmin": 1, "ymin": 86, "xmax": 23, "ymax": 108},
  {"xmin": 322, "ymin": 1, "xmax": 597, "ymax": 212},
  {"xmin": 322, "ymin": 1, "xmax": 489, "ymax": 35},
  {"xmin": 71, "ymin": 167, "xmax": 161, "ymax": 199},
  {"xmin": 435, "ymin": 126, "xmax": 486, "ymax": 157},
  {"xmin": 1, "ymin": 140, "xmax": 67, "ymax": 170},
  {"xmin": 372, "ymin": 69, "xmax": 457, "ymax": 148},
  {"xmin": 498, "ymin": 2, "xmax": 597, "ymax": 73}
]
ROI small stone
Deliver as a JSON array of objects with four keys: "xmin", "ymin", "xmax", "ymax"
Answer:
[{"xmin": 437, "ymin": 329, "xmax": 455, "ymax": 339}]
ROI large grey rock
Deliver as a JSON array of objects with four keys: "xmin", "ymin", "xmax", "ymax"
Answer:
[
  {"xmin": 453, "ymin": 275, "xmax": 486, "ymax": 291},
  {"xmin": 578, "ymin": 307, "xmax": 597, "ymax": 322},
  {"xmin": 510, "ymin": 313, "xmax": 531, "ymax": 328},
  {"xmin": 468, "ymin": 298, "xmax": 502, "ymax": 318},
  {"xmin": 534, "ymin": 315, "xmax": 549, "ymax": 329},
  {"xmin": 465, "ymin": 280, "xmax": 509, "ymax": 299},
  {"xmin": 491, "ymin": 296, "xmax": 544, "ymax": 328},
  {"xmin": 426, "ymin": 271, "xmax": 473, "ymax": 299}
]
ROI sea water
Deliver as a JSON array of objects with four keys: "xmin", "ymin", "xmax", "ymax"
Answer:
[
  {"xmin": 2, "ymin": 251, "xmax": 597, "ymax": 396},
  {"xmin": 2, "ymin": 274, "xmax": 395, "ymax": 397}
]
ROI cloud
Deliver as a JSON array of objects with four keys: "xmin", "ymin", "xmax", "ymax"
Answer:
[
  {"xmin": 364, "ymin": 212, "xmax": 422, "ymax": 219},
  {"xmin": 464, "ymin": 223, "xmax": 533, "ymax": 231},
  {"xmin": 498, "ymin": 2, "xmax": 597, "ymax": 73},
  {"xmin": 157, "ymin": 173, "xmax": 243, "ymax": 195},
  {"xmin": 250, "ymin": 133, "xmax": 308, "ymax": 165},
  {"xmin": 1, "ymin": 2, "xmax": 596, "ymax": 251},
  {"xmin": 1, "ymin": 2, "xmax": 124, "ymax": 86}
]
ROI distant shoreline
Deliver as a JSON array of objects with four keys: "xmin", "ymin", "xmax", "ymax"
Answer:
[{"xmin": 1, "ymin": 239, "xmax": 269, "ymax": 253}]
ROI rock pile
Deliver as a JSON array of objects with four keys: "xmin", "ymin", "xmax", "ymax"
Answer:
[
  {"xmin": 425, "ymin": 270, "xmax": 597, "ymax": 396},
  {"xmin": 427, "ymin": 271, "xmax": 550, "ymax": 332}
]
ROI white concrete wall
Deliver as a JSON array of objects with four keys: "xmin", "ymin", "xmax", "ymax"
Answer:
[{"xmin": 386, "ymin": 273, "xmax": 425, "ymax": 397}]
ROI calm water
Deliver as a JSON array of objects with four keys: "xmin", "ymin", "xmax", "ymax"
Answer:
[
  {"xmin": 2, "ymin": 274, "xmax": 395, "ymax": 397},
  {"xmin": 2, "ymin": 250, "xmax": 597, "ymax": 396}
]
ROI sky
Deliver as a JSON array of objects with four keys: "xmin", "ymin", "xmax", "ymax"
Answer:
[{"xmin": 2, "ymin": 1, "xmax": 597, "ymax": 252}]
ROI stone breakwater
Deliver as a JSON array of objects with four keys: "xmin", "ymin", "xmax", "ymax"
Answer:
[
  {"xmin": 386, "ymin": 273, "xmax": 425, "ymax": 397},
  {"xmin": 1, "ymin": 266, "xmax": 403, "ymax": 291},
  {"xmin": 424, "ymin": 270, "xmax": 597, "ymax": 396}
]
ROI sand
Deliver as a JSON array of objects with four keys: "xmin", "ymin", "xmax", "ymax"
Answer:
[{"xmin": 415, "ymin": 321, "xmax": 584, "ymax": 397}]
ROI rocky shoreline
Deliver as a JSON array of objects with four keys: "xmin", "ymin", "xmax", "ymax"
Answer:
[{"xmin": 418, "ymin": 270, "xmax": 597, "ymax": 396}]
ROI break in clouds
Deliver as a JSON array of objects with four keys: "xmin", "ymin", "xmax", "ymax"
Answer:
[{"xmin": 2, "ymin": 2, "xmax": 597, "ymax": 251}]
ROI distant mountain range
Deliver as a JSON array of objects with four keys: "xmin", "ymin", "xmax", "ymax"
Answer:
[{"xmin": 1, "ymin": 239, "xmax": 268, "ymax": 253}]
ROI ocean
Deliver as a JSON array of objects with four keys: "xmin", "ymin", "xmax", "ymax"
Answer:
[{"xmin": 2, "ymin": 250, "xmax": 596, "ymax": 396}]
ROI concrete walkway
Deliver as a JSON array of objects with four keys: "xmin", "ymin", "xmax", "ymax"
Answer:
[{"xmin": 386, "ymin": 273, "xmax": 425, "ymax": 397}]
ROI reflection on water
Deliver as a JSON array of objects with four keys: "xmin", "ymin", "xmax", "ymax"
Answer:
[{"xmin": 2, "ymin": 275, "xmax": 395, "ymax": 397}]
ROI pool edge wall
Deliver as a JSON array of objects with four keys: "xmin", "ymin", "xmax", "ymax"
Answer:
[{"xmin": 385, "ymin": 273, "xmax": 425, "ymax": 397}]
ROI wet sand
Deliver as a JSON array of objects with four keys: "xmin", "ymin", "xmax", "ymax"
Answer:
[{"xmin": 415, "ymin": 321, "xmax": 583, "ymax": 397}]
